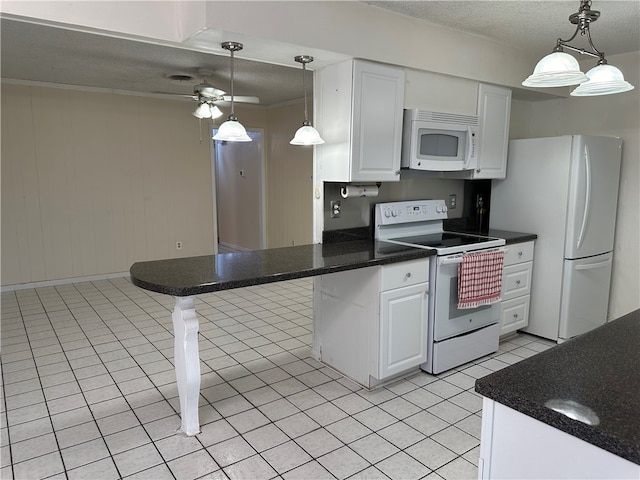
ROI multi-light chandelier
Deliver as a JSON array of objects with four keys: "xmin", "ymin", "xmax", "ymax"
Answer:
[{"xmin": 523, "ymin": 0, "xmax": 634, "ymax": 96}]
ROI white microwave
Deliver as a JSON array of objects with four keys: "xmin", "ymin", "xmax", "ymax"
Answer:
[{"xmin": 401, "ymin": 109, "xmax": 479, "ymax": 171}]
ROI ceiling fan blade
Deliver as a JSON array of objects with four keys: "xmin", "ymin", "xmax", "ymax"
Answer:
[
  {"xmin": 221, "ymin": 95, "xmax": 260, "ymax": 104},
  {"xmin": 197, "ymin": 85, "xmax": 226, "ymax": 98}
]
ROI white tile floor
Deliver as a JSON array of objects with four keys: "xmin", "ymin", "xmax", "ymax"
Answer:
[{"xmin": 1, "ymin": 277, "xmax": 556, "ymax": 480}]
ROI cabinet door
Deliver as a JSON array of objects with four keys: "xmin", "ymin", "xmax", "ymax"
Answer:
[
  {"xmin": 379, "ymin": 283, "xmax": 428, "ymax": 379},
  {"xmin": 351, "ymin": 60, "xmax": 405, "ymax": 182},
  {"xmin": 474, "ymin": 84, "xmax": 511, "ymax": 179}
]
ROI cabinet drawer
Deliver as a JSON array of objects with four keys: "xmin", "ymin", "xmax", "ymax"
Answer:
[
  {"xmin": 381, "ymin": 259, "xmax": 430, "ymax": 291},
  {"xmin": 502, "ymin": 262, "xmax": 532, "ymax": 300},
  {"xmin": 500, "ymin": 296, "xmax": 530, "ymax": 334},
  {"xmin": 504, "ymin": 241, "xmax": 534, "ymax": 266}
]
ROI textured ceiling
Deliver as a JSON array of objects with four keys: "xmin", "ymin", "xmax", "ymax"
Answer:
[
  {"xmin": 366, "ymin": 1, "xmax": 640, "ymax": 59},
  {"xmin": 2, "ymin": 1, "xmax": 639, "ymax": 104}
]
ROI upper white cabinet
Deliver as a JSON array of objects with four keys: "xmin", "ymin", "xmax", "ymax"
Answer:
[
  {"xmin": 316, "ymin": 59, "xmax": 405, "ymax": 183},
  {"xmin": 473, "ymin": 83, "xmax": 512, "ymax": 179}
]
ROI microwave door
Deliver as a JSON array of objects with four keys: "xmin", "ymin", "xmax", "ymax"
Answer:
[{"xmin": 412, "ymin": 128, "xmax": 471, "ymax": 171}]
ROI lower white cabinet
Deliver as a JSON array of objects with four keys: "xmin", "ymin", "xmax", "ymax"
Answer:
[
  {"xmin": 500, "ymin": 241, "xmax": 534, "ymax": 336},
  {"xmin": 313, "ymin": 259, "xmax": 429, "ymax": 388},
  {"xmin": 479, "ymin": 399, "xmax": 639, "ymax": 479}
]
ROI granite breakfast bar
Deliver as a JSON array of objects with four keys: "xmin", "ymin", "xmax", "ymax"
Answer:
[
  {"xmin": 129, "ymin": 240, "xmax": 435, "ymax": 435},
  {"xmin": 475, "ymin": 309, "xmax": 640, "ymax": 478}
]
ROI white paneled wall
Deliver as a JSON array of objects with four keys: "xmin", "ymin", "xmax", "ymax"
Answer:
[
  {"xmin": 1, "ymin": 84, "xmax": 214, "ymax": 286},
  {"xmin": 265, "ymin": 102, "xmax": 313, "ymax": 248}
]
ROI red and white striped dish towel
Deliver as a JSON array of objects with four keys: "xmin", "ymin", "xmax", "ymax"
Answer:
[{"xmin": 457, "ymin": 249, "xmax": 505, "ymax": 309}]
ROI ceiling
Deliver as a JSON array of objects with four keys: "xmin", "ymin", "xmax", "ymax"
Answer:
[{"xmin": 2, "ymin": 1, "xmax": 639, "ymax": 105}]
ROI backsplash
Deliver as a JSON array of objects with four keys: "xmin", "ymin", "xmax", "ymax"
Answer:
[{"xmin": 323, "ymin": 175, "xmax": 491, "ymax": 235}]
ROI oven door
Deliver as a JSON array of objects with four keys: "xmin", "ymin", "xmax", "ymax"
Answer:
[{"xmin": 433, "ymin": 253, "xmax": 500, "ymax": 341}]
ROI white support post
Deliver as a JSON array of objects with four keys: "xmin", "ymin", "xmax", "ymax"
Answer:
[{"xmin": 172, "ymin": 296, "xmax": 201, "ymax": 436}]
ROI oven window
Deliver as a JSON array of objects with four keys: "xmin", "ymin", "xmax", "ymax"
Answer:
[
  {"xmin": 420, "ymin": 133, "xmax": 459, "ymax": 157},
  {"xmin": 448, "ymin": 277, "xmax": 490, "ymax": 319}
]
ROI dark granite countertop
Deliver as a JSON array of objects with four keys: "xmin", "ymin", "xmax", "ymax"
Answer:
[
  {"xmin": 475, "ymin": 309, "xmax": 640, "ymax": 465},
  {"xmin": 486, "ymin": 229, "xmax": 537, "ymax": 244},
  {"xmin": 130, "ymin": 240, "xmax": 435, "ymax": 296}
]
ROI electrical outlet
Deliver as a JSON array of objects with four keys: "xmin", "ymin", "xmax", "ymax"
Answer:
[
  {"xmin": 448, "ymin": 194, "xmax": 457, "ymax": 209},
  {"xmin": 330, "ymin": 201, "xmax": 341, "ymax": 218},
  {"xmin": 176, "ymin": 241, "xmax": 183, "ymax": 250}
]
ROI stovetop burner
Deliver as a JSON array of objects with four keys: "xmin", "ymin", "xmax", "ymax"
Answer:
[{"xmin": 388, "ymin": 232, "xmax": 501, "ymax": 250}]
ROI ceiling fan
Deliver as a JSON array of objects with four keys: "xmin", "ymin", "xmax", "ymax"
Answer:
[{"xmin": 161, "ymin": 69, "xmax": 260, "ymax": 119}]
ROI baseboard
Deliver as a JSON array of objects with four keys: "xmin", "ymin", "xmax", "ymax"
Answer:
[{"xmin": 1, "ymin": 271, "xmax": 130, "ymax": 292}]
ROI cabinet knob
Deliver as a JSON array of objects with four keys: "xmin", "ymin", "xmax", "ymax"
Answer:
[
  {"xmin": 395, "ymin": 170, "xmax": 401, "ymax": 175},
  {"xmin": 514, "ymin": 313, "xmax": 519, "ymax": 318},
  {"xmin": 518, "ymin": 251, "xmax": 523, "ymax": 257},
  {"xmin": 476, "ymin": 169, "xmax": 481, "ymax": 173},
  {"xmin": 405, "ymin": 272, "xmax": 412, "ymax": 278},
  {"xmin": 516, "ymin": 280, "xmax": 521, "ymax": 285}
]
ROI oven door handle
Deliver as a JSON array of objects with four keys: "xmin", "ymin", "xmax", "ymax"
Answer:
[{"xmin": 439, "ymin": 256, "xmax": 464, "ymax": 265}]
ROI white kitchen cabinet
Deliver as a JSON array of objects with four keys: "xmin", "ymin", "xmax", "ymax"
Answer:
[
  {"xmin": 479, "ymin": 399, "xmax": 639, "ymax": 479},
  {"xmin": 472, "ymin": 83, "xmax": 511, "ymax": 179},
  {"xmin": 500, "ymin": 241, "xmax": 534, "ymax": 336},
  {"xmin": 313, "ymin": 258, "xmax": 428, "ymax": 388},
  {"xmin": 316, "ymin": 59, "xmax": 405, "ymax": 183}
]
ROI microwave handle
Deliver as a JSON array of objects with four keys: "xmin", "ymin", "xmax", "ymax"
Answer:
[
  {"xmin": 463, "ymin": 126, "xmax": 477, "ymax": 170},
  {"xmin": 463, "ymin": 126, "xmax": 474, "ymax": 169}
]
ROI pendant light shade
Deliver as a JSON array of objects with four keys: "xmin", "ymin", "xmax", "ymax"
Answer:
[
  {"xmin": 291, "ymin": 123, "xmax": 324, "ymax": 145},
  {"xmin": 570, "ymin": 63, "xmax": 635, "ymax": 96},
  {"xmin": 290, "ymin": 55, "xmax": 324, "ymax": 146},
  {"xmin": 522, "ymin": 52, "xmax": 589, "ymax": 87},
  {"xmin": 214, "ymin": 116, "xmax": 252, "ymax": 142},
  {"xmin": 523, "ymin": 0, "xmax": 634, "ymax": 96},
  {"xmin": 212, "ymin": 42, "xmax": 252, "ymax": 142}
]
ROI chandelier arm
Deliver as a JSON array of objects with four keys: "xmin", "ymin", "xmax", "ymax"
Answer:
[
  {"xmin": 557, "ymin": 40, "xmax": 601, "ymax": 59},
  {"xmin": 556, "ymin": 23, "xmax": 582, "ymax": 47}
]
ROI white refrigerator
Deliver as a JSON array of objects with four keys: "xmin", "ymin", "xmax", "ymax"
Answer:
[{"xmin": 490, "ymin": 135, "xmax": 622, "ymax": 342}]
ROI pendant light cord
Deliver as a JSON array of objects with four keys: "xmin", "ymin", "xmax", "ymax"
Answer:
[
  {"xmin": 230, "ymin": 48, "xmax": 235, "ymax": 117},
  {"xmin": 303, "ymin": 61, "xmax": 309, "ymax": 124}
]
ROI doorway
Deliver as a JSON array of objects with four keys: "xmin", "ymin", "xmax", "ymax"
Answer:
[{"xmin": 212, "ymin": 128, "xmax": 266, "ymax": 252}]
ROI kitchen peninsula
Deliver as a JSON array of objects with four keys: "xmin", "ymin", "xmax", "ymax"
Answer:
[
  {"xmin": 475, "ymin": 309, "xmax": 640, "ymax": 478},
  {"xmin": 130, "ymin": 240, "xmax": 435, "ymax": 435},
  {"xmin": 131, "ymin": 231, "xmax": 535, "ymax": 436}
]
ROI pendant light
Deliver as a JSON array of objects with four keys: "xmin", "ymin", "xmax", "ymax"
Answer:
[
  {"xmin": 213, "ymin": 42, "xmax": 252, "ymax": 142},
  {"xmin": 290, "ymin": 55, "xmax": 324, "ymax": 146},
  {"xmin": 523, "ymin": 0, "xmax": 634, "ymax": 96}
]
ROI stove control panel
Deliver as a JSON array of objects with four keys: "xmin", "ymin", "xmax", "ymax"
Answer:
[{"xmin": 375, "ymin": 199, "xmax": 448, "ymax": 225}]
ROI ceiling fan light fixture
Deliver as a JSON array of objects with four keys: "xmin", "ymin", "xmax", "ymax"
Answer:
[
  {"xmin": 290, "ymin": 55, "xmax": 324, "ymax": 146},
  {"xmin": 193, "ymin": 102, "xmax": 212, "ymax": 119},
  {"xmin": 523, "ymin": 0, "xmax": 634, "ymax": 95},
  {"xmin": 213, "ymin": 41, "xmax": 252, "ymax": 142},
  {"xmin": 209, "ymin": 104, "xmax": 224, "ymax": 119}
]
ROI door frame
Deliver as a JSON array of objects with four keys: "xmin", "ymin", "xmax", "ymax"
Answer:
[{"xmin": 211, "ymin": 127, "xmax": 267, "ymax": 253}]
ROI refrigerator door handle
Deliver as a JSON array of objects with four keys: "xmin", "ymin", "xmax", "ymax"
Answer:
[
  {"xmin": 577, "ymin": 145, "xmax": 592, "ymax": 250},
  {"xmin": 575, "ymin": 258, "xmax": 612, "ymax": 271}
]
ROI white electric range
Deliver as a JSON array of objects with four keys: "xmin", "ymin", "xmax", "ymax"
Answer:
[{"xmin": 375, "ymin": 199, "xmax": 506, "ymax": 374}]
